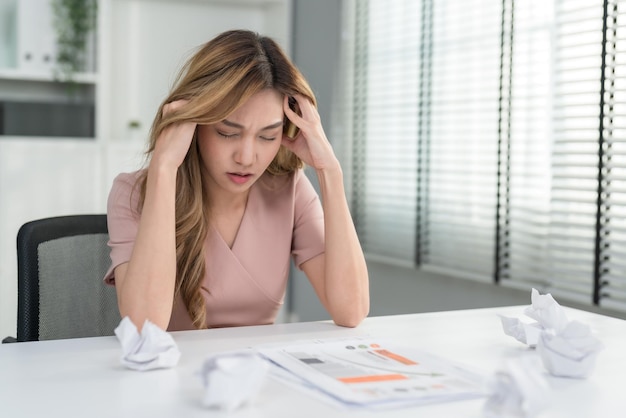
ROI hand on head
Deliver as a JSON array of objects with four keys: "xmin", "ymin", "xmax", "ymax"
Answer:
[
  {"xmin": 281, "ymin": 95, "xmax": 339, "ymax": 172},
  {"xmin": 151, "ymin": 100, "xmax": 197, "ymax": 172}
]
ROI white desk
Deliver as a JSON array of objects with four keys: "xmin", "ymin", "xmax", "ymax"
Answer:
[{"xmin": 1, "ymin": 306, "xmax": 625, "ymax": 417}]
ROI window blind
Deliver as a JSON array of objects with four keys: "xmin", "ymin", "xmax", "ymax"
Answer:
[
  {"xmin": 500, "ymin": 0, "xmax": 605, "ymax": 305},
  {"xmin": 350, "ymin": 0, "xmax": 421, "ymax": 265},
  {"xmin": 598, "ymin": 0, "xmax": 626, "ymax": 311},
  {"xmin": 421, "ymin": 0, "xmax": 503, "ymax": 281},
  {"xmin": 339, "ymin": 0, "xmax": 626, "ymax": 313}
]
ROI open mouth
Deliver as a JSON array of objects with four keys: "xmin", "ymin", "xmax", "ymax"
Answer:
[{"xmin": 228, "ymin": 172, "xmax": 253, "ymax": 184}]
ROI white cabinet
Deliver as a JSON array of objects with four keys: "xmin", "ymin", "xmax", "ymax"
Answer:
[
  {"xmin": 0, "ymin": 0, "xmax": 292, "ymax": 342},
  {"xmin": 16, "ymin": 0, "xmax": 56, "ymax": 72},
  {"xmin": 0, "ymin": 0, "xmax": 98, "ymax": 139},
  {"xmin": 0, "ymin": 0, "xmax": 97, "ymax": 81}
]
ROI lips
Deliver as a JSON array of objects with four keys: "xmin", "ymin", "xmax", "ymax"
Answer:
[{"xmin": 227, "ymin": 172, "xmax": 253, "ymax": 185}]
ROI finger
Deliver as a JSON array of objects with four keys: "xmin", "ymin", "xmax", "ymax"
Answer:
[
  {"xmin": 290, "ymin": 94, "xmax": 317, "ymax": 120},
  {"xmin": 283, "ymin": 97, "xmax": 303, "ymax": 140},
  {"xmin": 284, "ymin": 95, "xmax": 300, "ymax": 120},
  {"xmin": 163, "ymin": 99, "xmax": 189, "ymax": 116}
]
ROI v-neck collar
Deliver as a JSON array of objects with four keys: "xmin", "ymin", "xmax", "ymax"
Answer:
[{"xmin": 210, "ymin": 182, "xmax": 259, "ymax": 253}]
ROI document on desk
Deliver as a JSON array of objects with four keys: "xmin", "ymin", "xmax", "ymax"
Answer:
[{"xmin": 258, "ymin": 338, "xmax": 484, "ymax": 409}]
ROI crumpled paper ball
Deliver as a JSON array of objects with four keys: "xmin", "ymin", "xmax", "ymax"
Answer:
[
  {"xmin": 114, "ymin": 316, "xmax": 181, "ymax": 371},
  {"xmin": 537, "ymin": 320, "xmax": 604, "ymax": 379},
  {"xmin": 523, "ymin": 289, "xmax": 569, "ymax": 333},
  {"xmin": 498, "ymin": 289, "xmax": 604, "ymax": 379},
  {"xmin": 499, "ymin": 315, "xmax": 544, "ymax": 347},
  {"xmin": 483, "ymin": 357, "xmax": 551, "ymax": 418},
  {"xmin": 199, "ymin": 352, "xmax": 269, "ymax": 412},
  {"xmin": 500, "ymin": 288, "xmax": 569, "ymax": 347}
]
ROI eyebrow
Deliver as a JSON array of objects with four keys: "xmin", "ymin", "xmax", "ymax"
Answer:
[{"xmin": 222, "ymin": 119, "xmax": 284, "ymax": 131}]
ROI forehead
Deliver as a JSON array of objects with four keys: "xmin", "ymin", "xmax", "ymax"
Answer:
[{"xmin": 228, "ymin": 89, "xmax": 283, "ymax": 117}]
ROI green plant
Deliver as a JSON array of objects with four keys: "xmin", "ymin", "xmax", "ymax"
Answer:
[{"xmin": 51, "ymin": 0, "xmax": 98, "ymax": 84}]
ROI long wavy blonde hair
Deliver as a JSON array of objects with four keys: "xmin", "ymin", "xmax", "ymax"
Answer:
[{"xmin": 136, "ymin": 30, "xmax": 316, "ymax": 329}]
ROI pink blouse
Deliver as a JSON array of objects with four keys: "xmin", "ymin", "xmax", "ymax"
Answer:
[{"xmin": 103, "ymin": 169, "xmax": 325, "ymax": 330}]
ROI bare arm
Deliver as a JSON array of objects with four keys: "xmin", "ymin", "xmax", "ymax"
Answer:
[
  {"xmin": 282, "ymin": 96, "xmax": 370, "ymax": 327},
  {"xmin": 114, "ymin": 101, "xmax": 196, "ymax": 330}
]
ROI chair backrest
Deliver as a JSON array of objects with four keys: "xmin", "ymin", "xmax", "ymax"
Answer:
[{"xmin": 16, "ymin": 214, "xmax": 121, "ymax": 342}]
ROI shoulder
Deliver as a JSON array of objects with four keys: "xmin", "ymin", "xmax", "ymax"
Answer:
[
  {"xmin": 107, "ymin": 169, "xmax": 145, "ymax": 213},
  {"xmin": 112, "ymin": 170, "xmax": 144, "ymax": 188},
  {"xmin": 292, "ymin": 169, "xmax": 320, "ymax": 207},
  {"xmin": 293, "ymin": 168, "xmax": 316, "ymax": 192},
  {"xmin": 109, "ymin": 170, "xmax": 144, "ymax": 197}
]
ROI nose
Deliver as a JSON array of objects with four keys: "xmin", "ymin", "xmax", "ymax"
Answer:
[{"xmin": 234, "ymin": 136, "xmax": 255, "ymax": 167}]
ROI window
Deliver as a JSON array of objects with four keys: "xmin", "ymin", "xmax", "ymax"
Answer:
[
  {"xmin": 350, "ymin": 0, "xmax": 421, "ymax": 265},
  {"xmin": 337, "ymin": 0, "xmax": 626, "ymax": 312}
]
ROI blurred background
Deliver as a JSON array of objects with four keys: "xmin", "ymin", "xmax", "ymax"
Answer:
[{"xmin": 1, "ymin": 0, "xmax": 625, "ymax": 340}]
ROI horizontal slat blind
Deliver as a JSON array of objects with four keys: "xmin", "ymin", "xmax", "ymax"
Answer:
[
  {"xmin": 548, "ymin": 0, "xmax": 603, "ymax": 303},
  {"xmin": 351, "ymin": 0, "xmax": 420, "ymax": 264},
  {"xmin": 421, "ymin": 0, "xmax": 503, "ymax": 280},
  {"xmin": 502, "ymin": 0, "xmax": 604, "ymax": 304},
  {"xmin": 339, "ymin": 0, "xmax": 626, "ymax": 314},
  {"xmin": 500, "ymin": 1, "xmax": 562, "ymax": 290},
  {"xmin": 599, "ymin": 0, "xmax": 626, "ymax": 311}
]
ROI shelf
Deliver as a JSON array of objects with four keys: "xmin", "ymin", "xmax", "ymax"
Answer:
[{"xmin": 0, "ymin": 68, "xmax": 98, "ymax": 84}]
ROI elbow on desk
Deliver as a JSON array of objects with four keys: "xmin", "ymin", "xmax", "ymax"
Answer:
[
  {"xmin": 333, "ymin": 315, "xmax": 366, "ymax": 328},
  {"xmin": 332, "ymin": 306, "xmax": 370, "ymax": 328}
]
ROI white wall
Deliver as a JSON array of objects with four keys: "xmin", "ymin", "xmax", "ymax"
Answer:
[
  {"xmin": 287, "ymin": 0, "xmax": 343, "ymax": 322},
  {"xmin": 0, "ymin": 0, "xmax": 292, "ymax": 340}
]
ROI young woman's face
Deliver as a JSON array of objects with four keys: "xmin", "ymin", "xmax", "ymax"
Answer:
[{"xmin": 197, "ymin": 89, "xmax": 284, "ymax": 199}]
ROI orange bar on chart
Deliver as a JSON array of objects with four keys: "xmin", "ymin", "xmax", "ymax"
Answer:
[
  {"xmin": 373, "ymin": 349, "xmax": 418, "ymax": 365},
  {"xmin": 337, "ymin": 374, "xmax": 408, "ymax": 384}
]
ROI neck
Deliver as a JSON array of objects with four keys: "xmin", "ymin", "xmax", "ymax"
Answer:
[
  {"xmin": 203, "ymin": 177, "xmax": 250, "ymax": 215},
  {"xmin": 210, "ymin": 191, "xmax": 249, "ymax": 214}
]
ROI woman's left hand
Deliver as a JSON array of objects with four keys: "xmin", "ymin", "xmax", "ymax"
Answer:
[
  {"xmin": 283, "ymin": 95, "xmax": 370, "ymax": 327},
  {"xmin": 281, "ymin": 94, "xmax": 339, "ymax": 171}
]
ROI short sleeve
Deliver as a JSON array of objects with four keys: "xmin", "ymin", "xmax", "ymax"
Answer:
[
  {"xmin": 103, "ymin": 171, "xmax": 143, "ymax": 285},
  {"xmin": 291, "ymin": 170, "xmax": 325, "ymax": 268}
]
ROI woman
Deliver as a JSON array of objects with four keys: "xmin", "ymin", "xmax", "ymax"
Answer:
[{"xmin": 104, "ymin": 29, "xmax": 369, "ymax": 331}]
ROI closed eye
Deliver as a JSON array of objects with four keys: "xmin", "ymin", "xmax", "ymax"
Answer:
[
  {"xmin": 259, "ymin": 126, "xmax": 282, "ymax": 141},
  {"xmin": 217, "ymin": 130, "xmax": 239, "ymax": 139}
]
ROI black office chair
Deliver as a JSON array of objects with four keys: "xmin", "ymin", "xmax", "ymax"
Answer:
[{"xmin": 9, "ymin": 214, "xmax": 121, "ymax": 342}]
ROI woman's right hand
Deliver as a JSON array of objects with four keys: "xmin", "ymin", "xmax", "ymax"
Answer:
[
  {"xmin": 151, "ymin": 100, "xmax": 197, "ymax": 171},
  {"xmin": 115, "ymin": 100, "xmax": 195, "ymax": 330}
]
